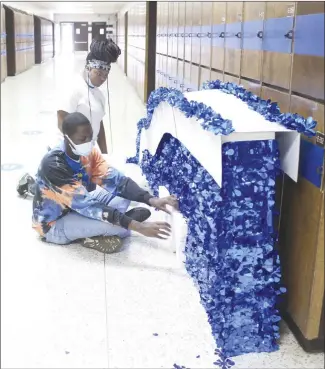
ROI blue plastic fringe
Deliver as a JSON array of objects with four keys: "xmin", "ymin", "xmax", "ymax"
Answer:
[
  {"xmin": 126, "ymin": 81, "xmax": 317, "ymax": 365},
  {"xmin": 201, "ymin": 80, "xmax": 316, "ymax": 137},
  {"xmin": 126, "ymin": 87, "xmax": 234, "ymax": 164}
]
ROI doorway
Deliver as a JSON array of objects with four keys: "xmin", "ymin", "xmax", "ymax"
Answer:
[
  {"xmin": 74, "ymin": 22, "xmax": 88, "ymax": 52},
  {"xmin": 92, "ymin": 22, "xmax": 106, "ymax": 41},
  {"xmin": 60, "ymin": 23, "xmax": 73, "ymax": 54}
]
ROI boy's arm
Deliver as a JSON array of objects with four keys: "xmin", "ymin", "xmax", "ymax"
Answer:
[{"xmin": 40, "ymin": 151, "xmax": 133, "ymax": 229}]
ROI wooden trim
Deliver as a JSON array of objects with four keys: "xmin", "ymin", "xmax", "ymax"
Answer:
[
  {"xmin": 144, "ymin": 1, "xmax": 157, "ymax": 102},
  {"xmin": 284, "ymin": 311, "xmax": 324, "ymax": 353}
]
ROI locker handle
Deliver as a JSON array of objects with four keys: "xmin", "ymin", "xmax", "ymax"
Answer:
[
  {"xmin": 168, "ymin": 33, "xmax": 173, "ymax": 37},
  {"xmin": 235, "ymin": 32, "xmax": 242, "ymax": 38},
  {"xmin": 174, "ymin": 80, "xmax": 178, "ymax": 84},
  {"xmin": 180, "ymin": 84, "xmax": 185, "ymax": 88},
  {"xmin": 196, "ymin": 33, "xmax": 206, "ymax": 38},
  {"xmin": 188, "ymin": 33, "xmax": 196, "ymax": 38},
  {"xmin": 284, "ymin": 30, "xmax": 294, "ymax": 39},
  {"xmin": 169, "ymin": 77, "xmax": 173, "ymax": 80},
  {"xmin": 219, "ymin": 32, "xmax": 225, "ymax": 38},
  {"xmin": 187, "ymin": 88, "xmax": 192, "ymax": 92},
  {"xmin": 257, "ymin": 31, "xmax": 263, "ymax": 39}
]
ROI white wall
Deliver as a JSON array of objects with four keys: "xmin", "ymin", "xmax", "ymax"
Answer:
[
  {"xmin": 2, "ymin": 1, "xmax": 54, "ymax": 20},
  {"xmin": 54, "ymin": 13, "xmax": 116, "ymax": 24}
]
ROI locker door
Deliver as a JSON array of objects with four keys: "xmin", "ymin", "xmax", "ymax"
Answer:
[
  {"xmin": 224, "ymin": 2, "xmax": 243, "ymax": 76},
  {"xmin": 211, "ymin": 2, "xmax": 226, "ymax": 72},
  {"xmin": 167, "ymin": 56, "xmax": 173, "ymax": 87},
  {"xmin": 291, "ymin": 2, "xmax": 324, "ymax": 100},
  {"xmin": 191, "ymin": 2, "xmax": 202, "ymax": 65},
  {"xmin": 167, "ymin": 2, "xmax": 174, "ymax": 58},
  {"xmin": 184, "ymin": 2, "xmax": 192, "ymax": 61},
  {"xmin": 177, "ymin": 58, "xmax": 185, "ymax": 91},
  {"xmin": 161, "ymin": 2, "xmax": 168, "ymax": 56},
  {"xmin": 171, "ymin": 2, "xmax": 178, "ymax": 58},
  {"xmin": 200, "ymin": 66, "xmax": 211, "ymax": 87},
  {"xmin": 241, "ymin": 2, "xmax": 265, "ymax": 81},
  {"xmin": 200, "ymin": 2, "xmax": 212, "ymax": 68},
  {"xmin": 171, "ymin": 57, "xmax": 178, "ymax": 88},
  {"xmin": 184, "ymin": 61, "xmax": 191, "ymax": 90},
  {"xmin": 190, "ymin": 63, "xmax": 200, "ymax": 90},
  {"xmin": 156, "ymin": 2, "xmax": 162, "ymax": 54},
  {"xmin": 177, "ymin": 2, "xmax": 186, "ymax": 61},
  {"xmin": 262, "ymin": 2, "xmax": 295, "ymax": 89}
]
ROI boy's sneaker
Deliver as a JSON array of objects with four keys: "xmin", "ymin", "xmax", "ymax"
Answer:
[
  {"xmin": 82, "ymin": 235, "xmax": 123, "ymax": 254},
  {"xmin": 80, "ymin": 207, "xmax": 151, "ymax": 254}
]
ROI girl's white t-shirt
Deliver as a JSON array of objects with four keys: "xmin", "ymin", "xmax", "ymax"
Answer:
[{"xmin": 56, "ymin": 75, "xmax": 106, "ymax": 143}]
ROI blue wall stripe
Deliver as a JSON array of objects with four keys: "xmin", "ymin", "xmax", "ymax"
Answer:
[
  {"xmin": 294, "ymin": 13, "xmax": 324, "ymax": 57},
  {"xmin": 157, "ymin": 15, "xmax": 325, "ymax": 58},
  {"xmin": 242, "ymin": 20, "xmax": 263, "ymax": 51},
  {"xmin": 300, "ymin": 139, "xmax": 324, "ymax": 188},
  {"xmin": 262, "ymin": 16, "xmax": 294, "ymax": 54}
]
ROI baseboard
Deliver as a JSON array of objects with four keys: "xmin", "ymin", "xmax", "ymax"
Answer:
[{"xmin": 283, "ymin": 312, "xmax": 324, "ymax": 353}]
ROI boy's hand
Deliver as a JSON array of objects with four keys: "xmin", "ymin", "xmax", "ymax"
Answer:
[
  {"xmin": 129, "ymin": 220, "xmax": 171, "ymax": 239},
  {"xmin": 149, "ymin": 195, "xmax": 179, "ymax": 214}
]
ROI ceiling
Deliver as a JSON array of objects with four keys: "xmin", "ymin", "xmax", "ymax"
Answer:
[{"xmin": 21, "ymin": 1, "xmax": 128, "ymax": 15}]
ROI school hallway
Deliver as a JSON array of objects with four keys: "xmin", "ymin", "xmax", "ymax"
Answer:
[{"xmin": 1, "ymin": 54, "xmax": 323, "ymax": 369}]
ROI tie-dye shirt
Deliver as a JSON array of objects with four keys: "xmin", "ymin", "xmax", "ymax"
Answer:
[{"xmin": 32, "ymin": 147, "xmax": 153, "ymax": 237}]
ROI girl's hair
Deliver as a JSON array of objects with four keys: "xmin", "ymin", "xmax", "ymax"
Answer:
[{"xmin": 86, "ymin": 38, "xmax": 121, "ymax": 64}]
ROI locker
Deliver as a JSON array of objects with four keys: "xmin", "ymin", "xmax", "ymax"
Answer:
[
  {"xmin": 161, "ymin": 2, "xmax": 169, "ymax": 56},
  {"xmin": 161, "ymin": 54, "xmax": 167, "ymax": 87},
  {"xmin": 167, "ymin": 2, "xmax": 174, "ymax": 58},
  {"xmin": 171, "ymin": 2, "xmax": 178, "ymax": 58},
  {"xmin": 240, "ymin": 2, "xmax": 265, "ymax": 81},
  {"xmin": 261, "ymin": 86, "xmax": 290, "ymax": 113},
  {"xmin": 200, "ymin": 2, "xmax": 213, "ymax": 68},
  {"xmin": 200, "ymin": 66, "xmax": 211, "ymax": 87},
  {"xmin": 290, "ymin": 96, "xmax": 324, "ymax": 145},
  {"xmin": 224, "ymin": 74, "xmax": 239, "ymax": 84},
  {"xmin": 224, "ymin": 2, "xmax": 243, "ymax": 76},
  {"xmin": 239, "ymin": 78, "xmax": 261, "ymax": 97},
  {"xmin": 262, "ymin": 2, "xmax": 295, "ymax": 89},
  {"xmin": 190, "ymin": 63, "xmax": 200, "ymax": 90},
  {"xmin": 211, "ymin": 2, "xmax": 226, "ymax": 72},
  {"xmin": 155, "ymin": 53, "xmax": 161, "ymax": 88},
  {"xmin": 156, "ymin": 3, "xmax": 162, "ymax": 54},
  {"xmin": 177, "ymin": 58, "xmax": 185, "ymax": 91},
  {"xmin": 191, "ymin": 2, "xmax": 202, "ymax": 65},
  {"xmin": 166, "ymin": 56, "xmax": 173, "ymax": 87},
  {"xmin": 184, "ymin": 2, "xmax": 192, "ymax": 62},
  {"xmin": 211, "ymin": 70, "xmax": 224, "ymax": 82},
  {"xmin": 177, "ymin": 2, "xmax": 186, "ymax": 61},
  {"xmin": 171, "ymin": 57, "xmax": 178, "ymax": 88},
  {"xmin": 184, "ymin": 61, "xmax": 191, "ymax": 90},
  {"xmin": 291, "ymin": 4, "xmax": 324, "ymax": 100}
]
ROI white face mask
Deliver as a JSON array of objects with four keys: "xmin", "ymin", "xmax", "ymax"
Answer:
[{"xmin": 65, "ymin": 135, "xmax": 94, "ymax": 157}]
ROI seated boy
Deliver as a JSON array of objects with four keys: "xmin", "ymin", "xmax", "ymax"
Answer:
[{"xmin": 33, "ymin": 112, "xmax": 178, "ymax": 253}]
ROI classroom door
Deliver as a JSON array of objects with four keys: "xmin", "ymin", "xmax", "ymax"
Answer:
[
  {"xmin": 92, "ymin": 22, "xmax": 106, "ymax": 41},
  {"xmin": 73, "ymin": 22, "xmax": 88, "ymax": 51}
]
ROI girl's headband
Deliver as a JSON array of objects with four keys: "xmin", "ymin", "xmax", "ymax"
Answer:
[{"xmin": 86, "ymin": 59, "xmax": 111, "ymax": 72}]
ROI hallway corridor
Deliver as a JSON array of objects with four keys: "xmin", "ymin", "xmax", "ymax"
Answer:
[{"xmin": 1, "ymin": 54, "xmax": 323, "ymax": 369}]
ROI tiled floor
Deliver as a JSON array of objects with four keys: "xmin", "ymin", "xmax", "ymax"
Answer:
[{"xmin": 1, "ymin": 54, "xmax": 324, "ymax": 369}]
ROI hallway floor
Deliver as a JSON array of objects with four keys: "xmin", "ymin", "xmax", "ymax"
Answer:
[{"xmin": 1, "ymin": 54, "xmax": 323, "ymax": 369}]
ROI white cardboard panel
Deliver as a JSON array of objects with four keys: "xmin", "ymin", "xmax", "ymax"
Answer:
[{"xmin": 140, "ymin": 89, "xmax": 301, "ymax": 187}]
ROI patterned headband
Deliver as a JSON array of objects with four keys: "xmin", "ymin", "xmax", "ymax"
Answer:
[{"xmin": 87, "ymin": 59, "xmax": 111, "ymax": 72}]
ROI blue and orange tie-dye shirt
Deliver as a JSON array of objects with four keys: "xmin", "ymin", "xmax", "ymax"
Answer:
[{"xmin": 32, "ymin": 146, "xmax": 153, "ymax": 237}]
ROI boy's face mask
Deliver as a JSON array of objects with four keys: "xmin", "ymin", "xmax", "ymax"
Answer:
[{"xmin": 65, "ymin": 135, "xmax": 94, "ymax": 157}]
